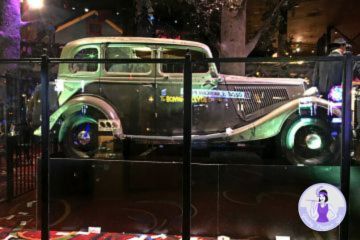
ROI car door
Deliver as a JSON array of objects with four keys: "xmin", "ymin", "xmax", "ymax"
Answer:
[
  {"xmin": 155, "ymin": 45, "xmax": 221, "ymax": 136},
  {"xmin": 154, "ymin": 46, "xmax": 187, "ymax": 136},
  {"xmin": 99, "ymin": 43, "xmax": 156, "ymax": 136}
]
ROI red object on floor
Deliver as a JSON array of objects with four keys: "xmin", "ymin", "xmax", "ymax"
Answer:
[
  {"xmin": 0, "ymin": 227, "xmax": 12, "ymax": 239},
  {"xmin": 18, "ymin": 230, "xmax": 75, "ymax": 240},
  {"xmin": 0, "ymin": 229, "xmax": 212, "ymax": 240}
]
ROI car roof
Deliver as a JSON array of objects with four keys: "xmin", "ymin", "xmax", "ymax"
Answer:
[{"xmin": 65, "ymin": 37, "xmax": 212, "ymax": 52}]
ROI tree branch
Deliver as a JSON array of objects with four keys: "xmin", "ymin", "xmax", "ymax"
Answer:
[{"xmin": 245, "ymin": 0, "xmax": 287, "ymax": 56}]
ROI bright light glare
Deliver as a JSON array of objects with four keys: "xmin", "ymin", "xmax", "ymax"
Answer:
[
  {"xmin": 276, "ymin": 237, "xmax": 290, "ymax": 240},
  {"xmin": 305, "ymin": 134, "xmax": 322, "ymax": 150},
  {"xmin": 27, "ymin": 0, "xmax": 43, "ymax": 9}
]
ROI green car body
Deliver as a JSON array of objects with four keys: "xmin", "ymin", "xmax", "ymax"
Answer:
[{"xmin": 29, "ymin": 37, "xmax": 341, "ymax": 164}]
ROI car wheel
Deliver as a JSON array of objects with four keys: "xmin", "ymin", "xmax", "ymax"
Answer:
[
  {"xmin": 62, "ymin": 108, "xmax": 104, "ymax": 158},
  {"xmin": 279, "ymin": 114, "xmax": 340, "ymax": 165}
]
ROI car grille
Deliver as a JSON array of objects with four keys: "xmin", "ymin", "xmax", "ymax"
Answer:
[{"xmin": 233, "ymin": 86, "xmax": 289, "ymax": 117}]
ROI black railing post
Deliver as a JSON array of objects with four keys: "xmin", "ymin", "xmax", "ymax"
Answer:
[
  {"xmin": 40, "ymin": 54, "xmax": 50, "ymax": 240},
  {"xmin": 340, "ymin": 52, "xmax": 352, "ymax": 240},
  {"xmin": 182, "ymin": 53, "xmax": 192, "ymax": 240},
  {"xmin": 6, "ymin": 137, "xmax": 14, "ymax": 201}
]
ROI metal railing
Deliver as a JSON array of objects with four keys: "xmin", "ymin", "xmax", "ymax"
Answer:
[{"xmin": 6, "ymin": 136, "xmax": 40, "ymax": 200}]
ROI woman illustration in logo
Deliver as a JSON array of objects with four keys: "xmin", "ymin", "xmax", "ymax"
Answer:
[{"xmin": 310, "ymin": 188, "xmax": 336, "ymax": 223}]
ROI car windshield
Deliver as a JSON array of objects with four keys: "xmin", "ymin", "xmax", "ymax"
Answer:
[{"xmin": 160, "ymin": 47, "xmax": 209, "ymax": 73}]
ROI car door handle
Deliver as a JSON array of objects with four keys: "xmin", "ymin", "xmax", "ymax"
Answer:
[{"xmin": 142, "ymin": 84, "xmax": 154, "ymax": 87}]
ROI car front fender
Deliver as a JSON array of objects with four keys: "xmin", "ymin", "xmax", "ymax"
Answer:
[
  {"xmin": 124, "ymin": 97, "xmax": 341, "ymax": 143},
  {"xmin": 192, "ymin": 96, "xmax": 342, "ymax": 142}
]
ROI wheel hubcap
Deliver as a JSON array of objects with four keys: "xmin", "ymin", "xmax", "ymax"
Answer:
[
  {"xmin": 77, "ymin": 130, "xmax": 91, "ymax": 146},
  {"xmin": 305, "ymin": 133, "xmax": 322, "ymax": 150}
]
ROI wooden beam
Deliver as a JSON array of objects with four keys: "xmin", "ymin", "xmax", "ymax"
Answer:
[
  {"xmin": 56, "ymin": 10, "xmax": 98, "ymax": 33},
  {"xmin": 105, "ymin": 19, "xmax": 124, "ymax": 35}
]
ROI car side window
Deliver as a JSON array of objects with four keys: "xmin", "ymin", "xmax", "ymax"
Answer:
[
  {"xmin": 105, "ymin": 46, "xmax": 152, "ymax": 73},
  {"xmin": 70, "ymin": 48, "xmax": 98, "ymax": 73},
  {"xmin": 161, "ymin": 48, "xmax": 209, "ymax": 73}
]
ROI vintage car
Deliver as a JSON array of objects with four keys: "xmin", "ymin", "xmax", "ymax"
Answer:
[{"xmin": 28, "ymin": 37, "xmax": 341, "ymax": 165}]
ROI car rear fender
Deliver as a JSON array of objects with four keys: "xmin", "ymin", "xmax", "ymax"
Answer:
[{"xmin": 34, "ymin": 95, "xmax": 123, "ymax": 139}]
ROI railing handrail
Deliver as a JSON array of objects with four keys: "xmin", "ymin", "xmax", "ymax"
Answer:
[{"xmin": 0, "ymin": 55, "xmax": 356, "ymax": 64}]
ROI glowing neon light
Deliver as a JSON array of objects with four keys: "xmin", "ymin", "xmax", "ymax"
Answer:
[
  {"xmin": 332, "ymin": 118, "xmax": 342, "ymax": 123},
  {"xmin": 84, "ymin": 123, "xmax": 90, "ymax": 138},
  {"xmin": 328, "ymin": 85, "xmax": 342, "ymax": 102}
]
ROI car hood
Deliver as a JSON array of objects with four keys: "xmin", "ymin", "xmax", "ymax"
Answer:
[{"xmin": 219, "ymin": 74, "xmax": 305, "ymax": 86}]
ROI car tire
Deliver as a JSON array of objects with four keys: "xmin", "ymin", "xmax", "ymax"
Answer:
[
  {"xmin": 62, "ymin": 107, "xmax": 106, "ymax": 158},
  {"xmin": 279, "ymin": 113, "xmax": 340, "ymax": 165},
  {"xmin": 63, "ymin": 117, "xmax": 99, "ymax": 158}
]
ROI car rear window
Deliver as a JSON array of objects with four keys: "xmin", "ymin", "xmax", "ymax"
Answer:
[
  {"xmin": 160, "ymin": 48, "xmax": 209, "ymax": 73},
  {"xmin": 105, "ymin": 46, "xmax": 153, "ymax": 73}
]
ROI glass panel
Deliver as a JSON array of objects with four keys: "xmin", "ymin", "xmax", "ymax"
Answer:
[
  {"xmin": 218, "ymin": 165, "xmax": 340, "ymax": 238},
  {"xmin": 0, "ymin": 62, "xmax": 40, "ymax": 237},
  {"xmin": 350, "ymin": 167, "xmax": 360, "ymax": 240},
  {"xmin": 1, "ymin": 56, "xmax": 354, "ymax": 239},
  {"xmin": 212, "ymin": 60, "xmax": 342, "ymax": 166},
  {"xmin": 48, "ymin": 56, "xmax": 184, "ymax": 238},
  {"xmin": 192, "ymin": 58, "xmax": 344, "ymax": 239}
]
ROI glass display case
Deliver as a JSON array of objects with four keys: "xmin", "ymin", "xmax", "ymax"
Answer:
[{"xmin": 0, "ymin": 38, "xmax": 358, "ymax": 240}]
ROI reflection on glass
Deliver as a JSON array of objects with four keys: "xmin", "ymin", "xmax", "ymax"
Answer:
[
  {"xmin": 0, "ymin": 64, "xmax": 39, "ymax": 237},
  {"xmin": 105, "ymin": 45, "xmax": 153, "ymax": 73}
]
